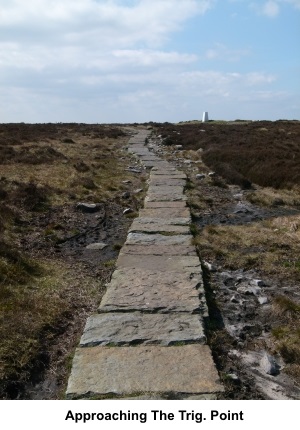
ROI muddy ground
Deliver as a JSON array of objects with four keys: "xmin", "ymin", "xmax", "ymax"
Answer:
[{"xmin": 1, "ymin": 121, "xmax": 299, "ymax": 399}]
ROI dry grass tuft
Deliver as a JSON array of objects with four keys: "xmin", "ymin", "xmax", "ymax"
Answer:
[{"xmin": 194, "ymin": 215, "xmax": 300, "ymax": 281}]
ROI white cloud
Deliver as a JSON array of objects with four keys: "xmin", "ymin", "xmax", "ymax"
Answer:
[
  {"xmin": 250, "ymin": 0, "xmax": 300, "ymax": 17},
  {"xmin": 0, "ymin": 0, "xmax": 213, "ymax": 48},
  {"xmin": 0, "ymin": 0, "xmax": 298, "ymax": 122},
  {"xmin": 205, "ymin": 43, "xmax": 250, "ymax": 62},
  {"xmin": 262, "ymin": 1, "xmax": 280, "ymax": 17},
  {"xmin": 245, "ymin": 72, "xmax": 276, "ymax": 85},
  {"xmin": 112, "ymin": 50, "xmax": 197, "ymax": 67}
]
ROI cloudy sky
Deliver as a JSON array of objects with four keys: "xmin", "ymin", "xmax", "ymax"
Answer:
[{"xmin": 0, "ymin": 0, "xmax": 299, "ymax": 123}]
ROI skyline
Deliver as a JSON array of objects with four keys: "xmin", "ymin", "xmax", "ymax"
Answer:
[{"xmin": 0, "ymin": 0, "xmax": 299, "ymax": 123}]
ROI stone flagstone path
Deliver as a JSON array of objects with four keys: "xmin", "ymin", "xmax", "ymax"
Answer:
[{"xmin": 66, "ymin": 129, "xmax": 223, "ymax": 399}]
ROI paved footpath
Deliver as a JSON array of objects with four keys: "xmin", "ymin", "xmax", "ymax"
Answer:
[{"xmin": 66, "ymin": 129, "xmax": 223, "ymax": 399}]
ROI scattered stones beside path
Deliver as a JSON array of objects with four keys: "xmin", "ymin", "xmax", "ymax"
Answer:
[{"xmin": 66, "ymin": 129, "xmax": 223, "ymax": 400}]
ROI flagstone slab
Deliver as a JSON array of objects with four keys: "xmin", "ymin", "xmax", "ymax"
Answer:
[
  {"xmin": 116, "ymin": 254, "xmax": 201, "ymax": 273},
  {"xmin": 126, "ymin": 233, "xmax": 192, "ymax": 245},
  {"xmin": 146, "ymin": 193, "xmax": 187, "ymax": 202},
  {"xmin": 129, "ymin": 221, "xmax": 190, "ymax": 234},
  {"xmin": 80, "ymin": 312, "xmax": 206, "ymax": 347},
  {"xmin": 99, "ymin": 268, "xmax": 203, "ymax": 313},
  {"xmin": 128, "ymin": 150, "xmax": 150, "ymax": 156},
  {"xmin": 149, "ymin": 178, "xmax": 186, "ymax": 186},
  {"xmin": 151, "ymin": 172, "xmax": 186, "ymax": 179},
  {"xmin": 66, "ymin": 345, "xmax": 223, "ymax": 399},
  {"xmin": 143, "ymin": 161, "xmax": 171, "ymax": 169},
  {"xmin": 147, "ymin": 185, "xmax": 183, "ymax": 194},
  {"xmin": 139, "ymin": 208, "xmax": 191, "ymax": 219},
  {"xmin": 139, "ymin": 155, "xmax": 161, "ymax": 160},
  {"xmin": 128, "ymin": 141, "xmax": 148, "ymax": 145},
  {"xmin": 144, "ymin": 201, "xmax": 187, "ymax": 208},
  {"xmin": 128, "ymin": 146, "xmax": 148, "ymax": 151},
  {"xmin": 120, "ymin": 244, "xmax": 197, "ymax": 256},
  {"xmin": 132, "ymin": 216, "xmax": 191, "ymax": 226}
]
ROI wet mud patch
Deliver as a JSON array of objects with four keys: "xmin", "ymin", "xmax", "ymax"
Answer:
[
  {"xmin": 194, "ymin": 190, "xmax": 300, "ymax": 228},
  {"xmin": 57, "ymin": 201, "xmax": 133, "ymax": 270}
]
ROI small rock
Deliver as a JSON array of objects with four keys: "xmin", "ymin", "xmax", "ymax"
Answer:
[
  {"xmin": 228, "ymin": 350, "xmax": 241, "ymax": 359},
  {"xmin": 123, "ymin": 208, "xmax": 133, "ymax": 215},
  {"xmin": 220, "ymin": 271, "xmax": 233, "ymax": 280},
  {"xmin": 122, "ymin": 180, "xmax": 132, "ymax": 184},
  {"xmin": 237, "ymin": 286, "xmax": 253, "ymax": 295},
  {"xmin": 184, "ymin": 159, "xmax": 192, "ymax": 164},
  {"xmin": 233, "ymin": 193, "xmax": 243, "ymax": 200},
  {"xmin": 203, "ymin": 261, "xmax": 217, "ymax": 272},
  {"xmin": 196, "ymin": 174, "xmax": 206, "ymax": 180},
  {"xmin": 197, "ymin": 148, "xmax": 204, "ymax": 152},
  {"xmin": 251, "ymin": 279, "xmax": 265, "ymax": 287},
  {"xmin": 175, "ymin": 145, "xmax": 183, "ymax": 149},
  {"xmin": 122, "ymin": 192, "xmax": 131, "ymax": 199},
  {"xmin": 258, "ymin": 296, "xmax": 268, "ymax": 305},
  {"xmin": 227, "ymin": 373, "xmax": 240, "ymax": 382},
  {"xmin": 208, "ymin": 172, "xmax": 216, "ymax": 177},
  {"xmin": 76, "ymin": 202, "xmax": 101, "ymax": 213},
  {"xmin": 230, "ymin": 295, "xmax": 239, "ymax": 303},
  {"xmin": 249, "ymin": 286, "xmax": 261, "ymax": 296},
  {"xmin": 126, "ymin": 167, "xmax": 142, "ymax": 174},
  {"xmin": 260, "ymin": 352, "xmax": 280, "ymax": 376},
  {"xmin": 86, "ymin": 243, "xmax": 107, "ymax": 250},
  {"xmin": 133, "ymin": 189, "xmax": 143, "ymax": 194}
]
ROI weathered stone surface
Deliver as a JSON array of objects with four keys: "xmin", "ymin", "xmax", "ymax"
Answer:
[
  {"xmin": 129, "ymin": 221, "xmax": 190, "ymax": 234},
  {"xmin": 66, "ymin": 345, "xmax": 223, "ymax": 398},
  {"xmin": 126, "ymin": 232, "xmax": 192, "ymax": 245},
  {"xmin": 128, "ymin": 147, "xmax": 148, "ymax": 154},
  {"xmin": 149, "ymin": 178, "xmax": 186, "ymax": 186},
  {"xmin": 139, "ymin": 207, "xmax": 191, "ymax": 219},
  {"xmin": 116, "ymin": 254, "xmax": 201, "ymax": 273},
  {"xmin": 139, "ymin": 155, "xmax": 160, "ymax": 161},
  {"xmin": 146, "ymin": 193, "xmax": 187, "ymax": 202},
  {"xmin": 143, "ymin": 161, "xmax": 171, "ymax": 168},
  {"xmin": 120, "ymin": 244, "xmax": 197, "ymax": 256},
  {"xmin": 260, "ymin": 352, "xmax": 280, "ymax": 376},
  {"xmin": 144, "ymin": 201, "xmax": 187, "ymax": 208},
  {"xmin": 99, "ymin": 268, "xmax": 203, "ymax": 313},
  {"xmin": 132, "ymin": 216, "xmax": 191, "ymax": 226},
  {"xmin": 80, "ymin": 312, "xmax": 206, "ymax": 346},
  {"xmin": 152, "ymin": 167, "xmax": 181, "ymax": 173},
  {"xmin": 147, "ymin": 185, "xmax": 183, "ymax": 195},
  {"xmin": 151, "ymin": 172, "xmax": 186, "ymax": 179}
]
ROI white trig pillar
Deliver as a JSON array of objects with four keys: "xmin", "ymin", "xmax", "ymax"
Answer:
[{"xmin": 202, "ymin": 111, "xmax": 209, "ymax": 122}]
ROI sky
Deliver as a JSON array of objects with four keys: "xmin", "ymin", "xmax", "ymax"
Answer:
[{"xmin": 0, "ymin": 0, "xmax": 299, "ymax": 123}]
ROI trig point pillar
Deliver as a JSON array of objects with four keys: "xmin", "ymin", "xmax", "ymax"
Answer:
[{"xmin": 202, "ymin": 112, "xmax": 209, "ymax": 122}]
